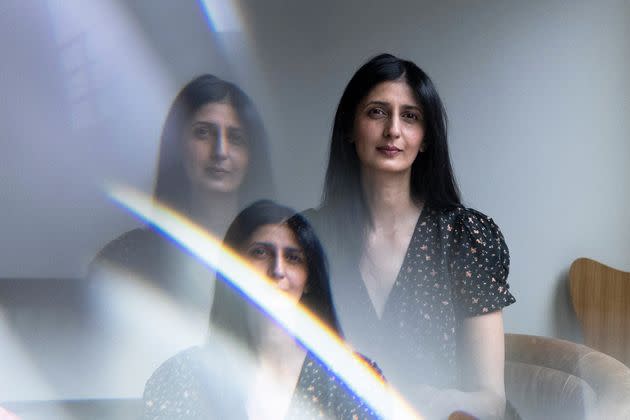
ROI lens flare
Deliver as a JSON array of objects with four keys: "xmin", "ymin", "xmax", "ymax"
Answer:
[
  {"xmin": 197, "ymin": 0, "xmax": 243, "ymax": 32},
  {"xmin": 108, "ymin": 184, "xmax": 424, "ymax": 419}
]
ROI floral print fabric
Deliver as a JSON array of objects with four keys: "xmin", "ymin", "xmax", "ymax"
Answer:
[
  {"xmin": 143, "ymin": 346, "xmax": 379, "ymax": 420},
  {"xmin": 310, "ymin": 206, "xmax": 515, "ymax": 401}
]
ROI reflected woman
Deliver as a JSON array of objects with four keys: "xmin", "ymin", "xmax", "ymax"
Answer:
[
  {"xmin": 90, "ymin": 75, "xmax": 274, "ymax": 309},
  {"xmin": 143, "ymin": 200, "xmax": 378, "ymax": 420},
  {"xmin": 305, "ymin": 54, "xmax": 516, "ymax": 419},
  {"xmin": 153, "ymin": 74, "xmax": 274, "ymax": 235}
]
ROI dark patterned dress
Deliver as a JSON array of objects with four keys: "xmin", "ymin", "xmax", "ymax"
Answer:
[
  {"xmin": 143, "ymin": 346, "xmax": 379, "ymax": 420},
  {"xmin": 305, "ymin": 206, "xmax": 516, "ymax": 409}
]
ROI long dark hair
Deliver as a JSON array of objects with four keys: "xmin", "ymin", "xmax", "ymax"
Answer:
[
  {"xmin": 209, "ymin": 200, "xmax": 340, "ymax": 351},
  {"xmin": 153, "ymin": 74, "xmax": 275, "ymax": 215},
  {"xmin": 320, "ymin": 53, "xmax": 461, "ymax": 259}
]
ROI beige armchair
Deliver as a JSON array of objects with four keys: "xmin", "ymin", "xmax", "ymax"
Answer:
[{"xmin": 505, "ymin": 333, "xmax": 630, "ymax": 419}]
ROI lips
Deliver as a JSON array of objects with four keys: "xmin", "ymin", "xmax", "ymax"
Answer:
[
  {"xmin": 376, "ymin": 145, "xmax": 402, "ymax": 157},
  {"xmin": 205, "ymin": 166, "xmax": 230, "ymax": 177},
  {"xmin": 376, "ymin": 145, "xmax": 401, "ymax": 152}
]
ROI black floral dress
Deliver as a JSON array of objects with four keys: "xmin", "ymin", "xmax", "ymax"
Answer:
[
  {"xmin": 143, "ymin": 346, "xmax": 379, "ymax": 420},
  {"xmin": 306, "ymin": 206, "xmax": 516, "ymax": 409}
]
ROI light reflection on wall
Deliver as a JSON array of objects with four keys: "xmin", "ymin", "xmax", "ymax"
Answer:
[{"xmin": 1, "ymin": 0, "xmax": 174, "ymax": 279}]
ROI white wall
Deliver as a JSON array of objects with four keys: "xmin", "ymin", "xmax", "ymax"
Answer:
[{"xmin": 1, "ymin": 0, "xmax": 629, "ymax": 399}]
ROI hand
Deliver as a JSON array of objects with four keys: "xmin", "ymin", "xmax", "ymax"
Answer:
[
  {"xmin": 413, "ymin": 384, "xmax": 453, "ymax": 418},
  {"xmin": 414, "ymin": 384, "xmax": 503, "ymax": 420}
]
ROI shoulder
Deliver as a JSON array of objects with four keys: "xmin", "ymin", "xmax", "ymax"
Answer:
[
  {"xmin": 435, "ymin": 208, "xmax": 515, "ymax": 315},
  {"xmin": 144, "ymin": 346, "xmax": 205, "ymax": 390},
  {"xmin": 93, "ymin": 227, "xmax": 163, "ymax": 264},
  {"xmin": 300, "ymin": 207, "xmax": 324, "ymax": 228},
  {"xmin": 299, "ymin": 207, "xmax": 330, "ymax": 243},
  {"xmin": 143, "ymin": 342, "xmax": 252, "ymax": 419},
  {"xmin": 428, "ymin": 206, "xmax": 508, "ymax": 252},
  {"xmin": 142, "ymin": 347, "xmax": 207, "ymax": 418},
  {"xmin": 430, "ymin": 206, "xmax": 503, "ymax": 232},
  {"xmin": 95, "ymin": 227, "xmax": 162, "ymax": 260},
  {"xmin": 435, "ymin": 206, "xmax": 509, "ymax": 266},
  {"xmin": 89, "ymin": 227, "xmax": 167, "ymax": 275}
]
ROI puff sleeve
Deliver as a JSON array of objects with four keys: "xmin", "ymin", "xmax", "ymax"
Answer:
[{"xmin": 449, "ymin": 208, "xmax": 515, "ymax": 318}]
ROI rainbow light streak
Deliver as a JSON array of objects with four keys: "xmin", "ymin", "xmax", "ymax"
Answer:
[
  {"xmin": 108, "ymin": 185, "xmax": 424, "ymax": 420},
  {"xmin": 195, "ymin": 0, "xmax": 268, "ymax": 95},
  {"xmin": 197, "ymin": 0, "xmax": 243, "ymax": 32}
]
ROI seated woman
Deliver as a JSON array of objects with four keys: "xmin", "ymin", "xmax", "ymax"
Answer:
[
  {"xmin": 306, "ymin": 53, "xmax": 516, "ymax": 419},
  {"xmin": 89, "ymin": 74, "xmax": 275, "ymax": 310},
  {"xmin": 142, "ymin": 200, "xmax": 379, "ymax": 420}
]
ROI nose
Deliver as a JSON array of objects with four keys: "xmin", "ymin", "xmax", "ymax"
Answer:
[
  {"xmin": 384, "ymin": 116, "xmax": 401, "ymax": 139},
  {"xmin": 211, "ymin": 130, "xmax": 228, "ymax": 161},
  {"xmin": 268, "ymin": 255, "xmax": 286, "ymax": 282}
]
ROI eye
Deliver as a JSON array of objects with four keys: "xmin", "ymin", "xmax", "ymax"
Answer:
[
  {"xmin": 247, "ymin": 246, "xmax": 269, "ymax": 259},
  {"xmin": 367, "ymin": 107, "xmax": 387, "ymax": 118},
  {"xmin": 228, "ymin": 129, "xmax": 247, "ymax": 146},
  {"xmin": 192, "ymin": 125, "xmax": 217, "ymax": 140},
  {"xmin": 402, "ymin": 112, "xmax": 421, "ymax": 122},
  {"xmin": 285, "ymin": 251, "xmax": 305, "ymax": 265}
]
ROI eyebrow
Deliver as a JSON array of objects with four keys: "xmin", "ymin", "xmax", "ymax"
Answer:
[
  {"xmin": 364, "ymin": 100, "xmax": 422, "ymax": 112},
  {"xmin": 248, "ymin": 242, "xmax": 304, "ymax": 254},
  {"xmin": 227, "ymin": 127, "xmax": 245, "ymax": 134},
  {"xmin": 191, "ymin": 121, "xmax": 218, "ymax": 128},
  {"xmin": 191, "ymin": 121, "xmax": 243, "ymax": 131}
]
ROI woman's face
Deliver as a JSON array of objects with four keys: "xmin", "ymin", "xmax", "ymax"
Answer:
[
  {"xmin": 352, "ymin": 80, "xmax": 425, "ymax": 176},
  {"xmin": 183, "ymin": 101, "xmax": 250, "ymax": 194},
  {"xmin": 241, "ymin": 223, "xmax": 308, "ymax": 302}
]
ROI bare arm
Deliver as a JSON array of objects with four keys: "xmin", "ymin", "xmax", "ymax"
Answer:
[
  {"xmin": 456, "ymin": 310, "xmax": 506, "ymax": 418},
  {"xmin": 413, "ymin": 311, "xmax": 507, "ymax": 419}
]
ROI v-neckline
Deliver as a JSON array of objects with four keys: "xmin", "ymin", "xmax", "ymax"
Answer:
[
  {"xmin": 248, "ymin": 351, "xmax": 310, "ymax": 420},
  {"xmin": 360, "ymin": 206, "xmax": 426, "ymax": 321},
  {"xmin": 284, "ymin": 353, "xmax": 316, "ymax": 418}
]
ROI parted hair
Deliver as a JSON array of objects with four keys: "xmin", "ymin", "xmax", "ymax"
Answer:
[
  {"xmin": 153, "ymin": 74, "xmax": 274, "ymax": 214},
  {"xmin": 209, "ymin": 200, "xmax": 341, "ymax": 351},
  {"xmin": 320, "ymin": 53, "xmax": 461, "ymax": 260}
]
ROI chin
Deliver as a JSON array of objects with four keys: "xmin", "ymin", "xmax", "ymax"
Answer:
[
  {"xmin": 367, "ymin": 162, "xmax": 413, "ymax": 174},
  {"xmin": 200, "ymin": 180, "xmax": 241, "ymax": 195}
]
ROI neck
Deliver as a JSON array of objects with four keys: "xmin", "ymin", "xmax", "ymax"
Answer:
[
  {"xmin": 258, "ymin": 322, "xmax": 306, "ymax": 367},
  {"xmin": 189, "ymin": 188, "xmax": 239, "ymax": 237},
  {"xmin": 360, "ymin": 169, "xmax": 420, "ymax": 228},
  {"xmin": 246, "ymin": 322, "xmax": 307, "ymax": 420}
]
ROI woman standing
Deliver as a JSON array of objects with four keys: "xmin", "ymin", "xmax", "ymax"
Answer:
[{"xmin": 307, "ymin": 54, "xmax": 515, "ymax": 419}]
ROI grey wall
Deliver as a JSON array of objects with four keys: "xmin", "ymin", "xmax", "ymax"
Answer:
[
  {"xmin": 1, "ymin": 0, "xmax": 629, "ymax": 398},
  {"xmin": 225, "ymin": 0, "xmax": 630, "ymax": 338},
  {"xmin": 1, "ymin": 0, "xmax": 173, "ymax": 279}
]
